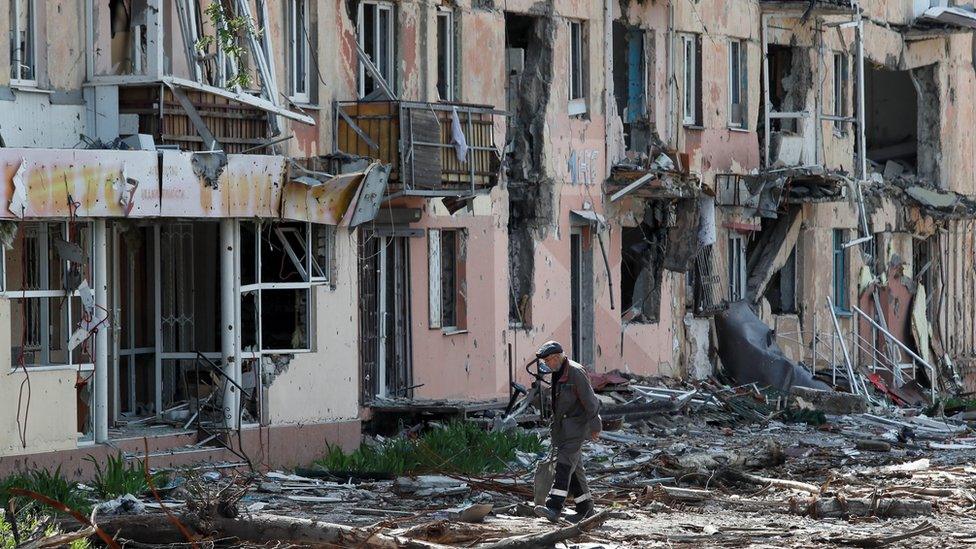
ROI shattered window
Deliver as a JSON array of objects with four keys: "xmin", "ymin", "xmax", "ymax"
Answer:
[
  {"xmin": 832, "ymin": 229, "xmax": 849, "ymax": 312},
  {"xmin": 239, "ymin": 221, "xmax": 316, "ymax": 355},
  {"xmin": 358, "ymin": 1, "xmax": 395, "ymax": 98},
  {"xmin": 3, "ymin": 221, "xmax": 95, "ymax": 369},
  {"xmin": 727, "ymin": 234, "xmax": 747, "ymax": 302},
  {"xmin": 768, "ymin": 249, "xmax": 798, "ymax": 315},
  {"xmin": 568, "ymin": 20, "xmax": 587, "ymax": 114},
  {"xmin": 288, "ymin": 0, "xmax": 311, "ymax": 103},
  {"xmin": 428, "ymin": 228, "xmax": 466, "ymax": 331},
  {"xmin": 681, "ymin": 34, "xmax": 701, "ymax": 126},
  {"xmin": 436, "ymin": 9, "xmax": 456, "ymax": 102},
  {"xmin": 621, "ymin": 225, "xmax": 665, "ymax": 324},
  {"xmin": 833, "ymin": 53, "xmax": 849, "ymax": 133},
  {"xmin": 728, "ymin": 39, "xmax": 747, "ymax": 128},
  {"xmin": 9, "ymin": 0, "xmax": 36, "ymax": 82}
]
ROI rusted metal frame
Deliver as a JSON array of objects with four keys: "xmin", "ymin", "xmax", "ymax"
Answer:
[
  {"xmin": 167, "ymin": 83, "xmax": 220, "ymax": 151},
  {"xmin": 337, "ymin": 107, "xmax": 380, "ymax": 151}
]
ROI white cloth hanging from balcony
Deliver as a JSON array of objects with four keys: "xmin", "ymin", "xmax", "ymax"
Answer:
[{"xmin": 451, "ymin": 107, "xmax": 468, "ymax": 163}]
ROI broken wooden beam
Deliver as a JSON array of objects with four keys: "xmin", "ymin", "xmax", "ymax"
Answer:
[{"xmin": 481, "ymin": 510, "xmax": 610, "ymax": 549}]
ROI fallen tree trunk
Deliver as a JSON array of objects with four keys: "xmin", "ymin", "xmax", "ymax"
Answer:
[
  {"xmin": 95, "ymin": 513, "xmax": 451, "ymax": 548},
  {"xmin": 482, "ymin": 510, "xmax": 610, "ymax": 549},
  {"xmin": 796, "ymin": 497, "xmax": 933, "ymax": 519}
]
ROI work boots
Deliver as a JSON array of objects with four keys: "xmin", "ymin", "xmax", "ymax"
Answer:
[
  {"xmin": 568, "ymin": 500, "xmax": 594, "ymax": 523},
  {"xmin": 534, "ymin": 495, "xmax": 565, "ymax": 523}
]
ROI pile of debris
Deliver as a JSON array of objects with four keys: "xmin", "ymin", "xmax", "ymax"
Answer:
[{"xmin": 25, "ymin": 370, "xmax": 976, "ymax": 548}]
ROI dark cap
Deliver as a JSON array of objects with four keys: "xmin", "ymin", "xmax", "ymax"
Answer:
[{"xmin": 536, "ymin": 340, "xmax": 563, "ymax": 359}]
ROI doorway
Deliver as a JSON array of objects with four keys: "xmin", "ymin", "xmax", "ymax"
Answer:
[
  {"xmin": 359, "ymin": 232, "xmax": 413, "ymax": 401},
  {"xmin": 109, "ymin": 221, "xmax": 220, "ymax": 427},
  {"xmin": 570, "ymin": 228, "xmax": 594, "ymax": 366}
]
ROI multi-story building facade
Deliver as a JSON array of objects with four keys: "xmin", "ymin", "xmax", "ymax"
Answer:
[{"xmin": 2, "ymin": 0, "xmax": 976, "ymax": 472}]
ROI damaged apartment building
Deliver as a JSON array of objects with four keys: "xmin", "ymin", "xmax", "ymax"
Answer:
[{"xmin": 3, "ymin": 0, "xmax": 976, "ymax": 472}]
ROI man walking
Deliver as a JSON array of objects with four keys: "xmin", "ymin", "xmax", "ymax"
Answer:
[{"xmin": 533, "ymin": 341, "xmax": 602, "ymax": 523}]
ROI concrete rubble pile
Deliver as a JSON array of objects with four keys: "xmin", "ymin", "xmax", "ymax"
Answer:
[{"xmin": 36, "ymin": 371, "xmax": 976, "ymax": 548}]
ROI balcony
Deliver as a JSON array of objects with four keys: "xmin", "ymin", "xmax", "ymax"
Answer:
[
  {"xmin": 334, "ymin": 101, "xmax": 503, "ymax": 198},
  {"xmin": 119, "ymin": 83, "xmax": 273, "ymax": 154}
]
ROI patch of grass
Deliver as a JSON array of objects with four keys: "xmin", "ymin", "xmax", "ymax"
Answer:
[
  {"xmin": 86, "ymin": 452, "xmax": 166, "ymax": 499},
  {"xmin": 315, "ymin": 421, "xmax": 544, "ymax": 476}
]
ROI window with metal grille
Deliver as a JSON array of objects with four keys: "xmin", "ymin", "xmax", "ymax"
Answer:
[{"xmin": 2, "ymin": 221, "xmax": 94, "ymax": 369}]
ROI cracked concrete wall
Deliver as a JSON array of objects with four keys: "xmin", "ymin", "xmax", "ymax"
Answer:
[
  {"xmin": 0, "ymin": 298, "xmax": 80, "ymax": 456},
  {"xmin": 267, "ymin": 230, "xmax": 361, "ymax": 424}
]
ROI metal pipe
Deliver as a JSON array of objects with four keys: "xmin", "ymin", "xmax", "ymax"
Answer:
[
  {"xmin": 826, "ymin": 297, "xmax": 859, "ymax": 395},
  {"xmin": 220, "ymin": 219, "xmax": 239, "ymax": 429},
  {"xmin": 855, "ymin": 9, "xmax": 868, "ymax": 183},
  {"xmin": 94, "ymin": 219, "xmax": 109, "ymax": 443},
  {"xmin": 852, "ymin": 305, "xmax": 934, "ymax": 371}
]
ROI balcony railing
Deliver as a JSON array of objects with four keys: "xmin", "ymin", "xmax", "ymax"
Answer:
[{"xmin": 334, "ymin": 100, "xmax": 503, "ymax": 198}]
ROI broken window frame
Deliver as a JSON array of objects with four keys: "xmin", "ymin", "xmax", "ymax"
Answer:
[
  {"xmin": 728, "ymin": 38, "xmax": 748, "ymax": 129},
  {"xmin": 427, "ymin": 228, "xmax": 466, "ymax": 333},
  {"xmin": 9, "ymin": 0, "xmax": 37, "ymax": 85},
  {"xmin": 287, "ymin": 0, "xmax": 311, "ymax": 103},
  {"xmin": 833, "ymin": 52, "xmax": 849, "ymax": 135},
  {"xmin": 727, "ymin": 233, "xmax": 747, "ymax": 302},
  {"xmin": 620, "ymin": 224, "xmax": 663, "ymax": 324},
  {"xmin": 357, "ymin": 0, "xmax": 395, "ymax": 98},
  {"xmin": 239, "ymin": 221, "xmax": 320, "ymax": 356},
  {"xmin": 568, "ymin": 19, "xmax": 587, "ymax": 116},
  {"xmin": 2, "ymin": 221, "xmax": 95, "ymax": 371},
  {"xmin": 681, "ymin": 34, "xmax": 702, "ymax": 127},
  {"xmin": 436, "ymin": 8, "xmax": 456, "ymax": 102},
  {"xmin": 832, "ymin": 229, "xmax": 849, "ymax": 313}
]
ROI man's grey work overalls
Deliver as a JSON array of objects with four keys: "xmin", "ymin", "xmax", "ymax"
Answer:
[{"xmin": 545, "ymin": 358, "xmax": 602, "ymax": 512}]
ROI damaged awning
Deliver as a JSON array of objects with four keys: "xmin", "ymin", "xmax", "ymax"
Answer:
[
  {"xmin": 570, "ymin": 209, "xmax": 608, "ymax": 227},
  {"xmin": 918, "ymin": 6, "xmax": 976, "ymax": 30},
  {"xmin": 281, "ymin": 164, "xmax": 391, "ymax": 226},
  {"xmin": 0, "ymin": 147, "xmax": 387, "ymax": 223},
  {"xmin": 161, "ymin": 77, "xmax": 315, "ymax": 125}
]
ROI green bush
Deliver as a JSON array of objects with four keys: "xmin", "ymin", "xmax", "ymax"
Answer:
[
  {"xmin": 315, "ymin": 421, "xmax": 544, "ymax": 476},
  {"xmin": 86, "ymin": 452, "xmax": 166, "ymax": 500},
  {"xmin": 0, "ymin": 467, "xmax": 89, "ymax": 515}
]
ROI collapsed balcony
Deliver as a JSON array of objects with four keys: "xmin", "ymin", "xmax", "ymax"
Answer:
[{"xmin": 334, "ymin": 101, "xmax": 503, "ymax": 199}]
